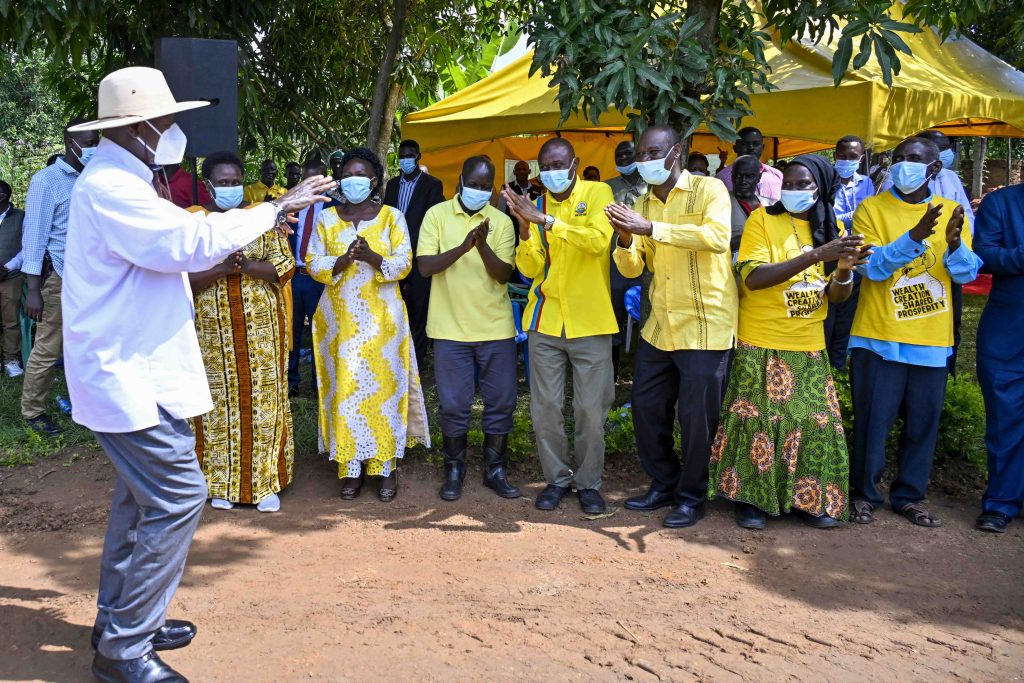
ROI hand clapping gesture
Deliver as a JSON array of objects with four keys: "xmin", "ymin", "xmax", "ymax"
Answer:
[
  {"xmin": 273, "ymin": 175, "xmax": 338, "ymax": 237},
  {"xmin": 501, "ymin": 184, "xmax": 546, "ymax": 241},
  {"xmin": 604, "ymin": 202, "xmax": 654, "ymax": 246},
  {"xmin": 945, "ymin": 205, "xmax": 965, "ymax": 250},
  {"xmin": 908, "ymin": 202, "xmax": 943, "ymax": 243}
]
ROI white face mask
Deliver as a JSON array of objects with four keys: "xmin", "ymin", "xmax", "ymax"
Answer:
[{"xmin": 138, "ymin": 121, "xmax": 187, "ymax": 165}]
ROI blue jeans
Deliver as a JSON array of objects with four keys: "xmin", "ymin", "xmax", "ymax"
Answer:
[
  {"xmin": 288, "ymin": 271, "xmax": 324, "ymax": 389},
  {"xmin": 433, "ymin": 338, "xmax": 517, "ymax": 436}
]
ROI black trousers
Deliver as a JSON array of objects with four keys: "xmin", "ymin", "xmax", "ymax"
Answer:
[
  {"xmin": 401, "ymin": 265, "xmax": 431, "ymax": 367},
  {"xmin": 631, "ymin": 340, "xmax": 730, "ymax": 507},
  {"xmin": 823, "ymin": 276, "xmax": 861, "ymax": 371}
]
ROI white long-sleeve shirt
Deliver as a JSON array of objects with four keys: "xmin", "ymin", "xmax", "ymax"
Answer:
[{"xmin": 63, "ymin": 137, "xmax": 279, "ymax": 433}]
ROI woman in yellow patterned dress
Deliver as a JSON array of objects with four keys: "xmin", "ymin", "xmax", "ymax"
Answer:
[
  {"xmin": 188, "ymin": 151, "xmax": 296, "ymax": 513},
  {"xmin": 305, "ymin": 148, "xmax": 429, "ymax": 502}
]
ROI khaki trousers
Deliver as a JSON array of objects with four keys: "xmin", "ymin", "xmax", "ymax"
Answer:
[
  {"xmin": 21, "ymin": 274, "xmax": 62, "ymax": 420},
  {"xmin": 0, "ymin": 275, "xmax": 21, "ymax": 363}
]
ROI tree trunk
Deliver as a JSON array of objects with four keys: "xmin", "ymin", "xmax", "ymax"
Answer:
[
  {"xmin": 971, "ymin": 136, "xmax": 987, "ymax": 198},
  {"xmin": 685, "ymin": 0, "xmax": 723, "ymax": 51},
  {"xmin": 374, "ymin": 80, "xmax": 404, "ymax": 181},
  {"xmin": 367, "ymin": 0, "xmax": 409, "ymax": 157}
]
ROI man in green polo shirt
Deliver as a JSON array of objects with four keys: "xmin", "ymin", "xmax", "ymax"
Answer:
[{"xmin": 418, "ymin": 155, "xmax": 520, "ymax": 502}]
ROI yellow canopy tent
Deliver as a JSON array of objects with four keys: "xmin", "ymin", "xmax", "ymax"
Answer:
[{"xmin": 403, "ymin": 14, "xmax": 1024, "ymax": 192}]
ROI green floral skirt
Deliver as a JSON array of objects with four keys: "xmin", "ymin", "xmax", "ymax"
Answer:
[{"xmin": 708, "ymin": 343, "xmax": 849, "ymax": 520}]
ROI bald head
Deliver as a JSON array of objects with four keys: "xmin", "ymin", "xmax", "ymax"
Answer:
[
  {"xmin": 539, "ymin": 137, "xmax": 575, "ymax": 161},
  {"xmin": 641, "ymin": 125, "xmax": 681, "ymax": 149},
  {"xmin": 538, "ymin": 137, "xmax": 577, "ymax": 173}
]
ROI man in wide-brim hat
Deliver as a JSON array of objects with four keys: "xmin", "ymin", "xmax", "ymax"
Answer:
[{"xmin": 64, "ymin": 66, "xmax": 335, "ymax": 683}]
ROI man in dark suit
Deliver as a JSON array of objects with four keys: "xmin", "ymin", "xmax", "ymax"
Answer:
[
  {"xmin": 384, "ymin": 139, "xmax": 445, "ymax": 368},
  {"xmin": 974, "ymin": 183, "xmax": 1024, "ymax": 533}
]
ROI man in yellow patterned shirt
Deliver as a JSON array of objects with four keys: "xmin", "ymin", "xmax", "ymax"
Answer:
[
  {"xmin": 609, "ymin": 125, "xmax": 737, "ymax": 529},
  {"xmin": 243, "ymin": 158, "xmax": 287, "ymax": 203},
  {"xmin": 503, "ymin": 138, "xmax": 618, "ymax": 515}
]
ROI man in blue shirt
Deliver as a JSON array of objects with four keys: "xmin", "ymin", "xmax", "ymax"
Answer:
[
  {"xmin": 824, "ymin": 135, "xmax": 875, "ymax": 370},
  {"xmin": 20, "ymin": 118, "xmax": 99, "ymax": 437},
  {"xmin": 973, "ymin": 183, "xmax": 1024, "ymax": 533}
]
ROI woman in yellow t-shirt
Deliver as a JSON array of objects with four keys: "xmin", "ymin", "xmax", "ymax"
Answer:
[{"xmin": 708, "ymin": 155, "xmax": 868, "ymax": 530}]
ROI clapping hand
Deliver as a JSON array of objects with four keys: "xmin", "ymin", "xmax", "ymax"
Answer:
[
  {"xmin": 502, "ymin": 184, "xmax": 547, "ymax": 233},
  {"xmin": 815, "ymin": 235, "xmax": 864, "ymax": 263},
  {"xmin": 946, "ymin": 205, "xmax": 965, "ymax": 250},
  {"xmin": 909, "ymin": 203, "xmax": 943, "ymax": 243},
  {"xmin": 605, "ymin": 202, "xmax": 653, "ymax": 236},
  {"xmin": 471, "ymin": 218, "xmax": 491, "ymax": 251},
  {"xmin": 839, "ymin": 240, "xmax": 874, "ymax": 272}
]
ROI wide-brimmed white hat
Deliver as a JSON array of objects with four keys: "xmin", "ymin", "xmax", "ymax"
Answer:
[{"xmin": 68, "ymin": 67, "xmax": 210, "ymax": 132}]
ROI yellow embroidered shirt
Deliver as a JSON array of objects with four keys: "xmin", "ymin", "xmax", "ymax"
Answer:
[
  {"xmin": 515, "ymin": 178, "xmax": 618, "ymax": 339},
  {"xmin": 418, "ymin": 197, "xmax": 516, "ymax": 342},
  {"xmin": 736, "ymin": 209, "xmax": 828, "ymax": 352},
  {"xmin": 243, "ymin": 181, "xmax": 287, "ymax": 204},
  {"xmin": 613, "ymin": 171, "xmax": 737, "ymax": 351}
]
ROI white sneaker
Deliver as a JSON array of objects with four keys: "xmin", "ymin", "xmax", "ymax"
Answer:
[
  {"xmin": 210, "ymin": 498, "xmax": 234, "ymax": 510},
  {"xmin": 256, "ymin": 493, "xmax": 280, "ymax": 513},
  {"xmin": 4, "ymin": 361, "xmax": 23, "ymax": 378}
]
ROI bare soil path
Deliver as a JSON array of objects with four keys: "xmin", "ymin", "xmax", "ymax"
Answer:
[{"xmin": 1, "ymin": 449, "xmax": 1022, "ymax": 682}]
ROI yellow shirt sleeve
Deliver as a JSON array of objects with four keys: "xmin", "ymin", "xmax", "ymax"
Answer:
[
  {"xmin": 612, "ymin": 234, "xmax": 646, "ymax": 279},
  {"xmin": 417, "ymin": 206, "xmax": 441, "ymax": 257},
  {"xmin": 490, "ymin": 213, "xmax": 516, "ymax": 267},
  {"xmin": 515, "ymin": 223, "xmax": 546, "ymax": 278},
  {"xmin": 737, "ymin": 209, "xmax": 771, "ymax": 281}
]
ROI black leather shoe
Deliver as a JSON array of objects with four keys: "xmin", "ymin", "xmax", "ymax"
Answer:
[
  {"xmin": 482, "ymin": 433, "xmax": 521, "ymax": 499},
  {"xmin": 439, "ymin": 435, "xmax": 467, "ymax": 501},
  {"xmin": 734, "ymin": 502, "xmax": 767, "ymax": 530},
  {"xmin": 976, "ymin": 511, "xmax": 1011, "ymax": 533},
  {"xmin": 663, "ymin": 503, "xmax": 706, "ymax": 529},
  {"xmin": 91, "ymin": 651, "xmax": 187, "ymax": 682},
  {"xmin": 801, "ymin": 511, "xmax": 841, "ymax": 529},
  {"xmin": 624, "ymin": 486, "xmax": 675, "ymax": 512},
  {"xmin": 535, "ymin": 484, "xmax": 570, "ymax": 511},
  {"xmin": 26, "ymin": 414, "xmax": 61, "ymax": 437},
  {"xmin": 92, "ymin": 620, "xmax": 197, "ymax": 652},
  {"xmin": 578, "ymin": 489, "xmax": 607, "ymax": 515}
]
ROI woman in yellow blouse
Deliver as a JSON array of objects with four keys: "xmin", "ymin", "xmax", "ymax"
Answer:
[
  {"xmin": 708, "ymin": 155, "xmax": 868, "ymax": 530},
  {"xmin": 188, "ymin": 151, "xmax": 295, "ymax": 513},
  {"xmin": 305, "ymin": 148, "xmax": 429, "ymax": 502}
]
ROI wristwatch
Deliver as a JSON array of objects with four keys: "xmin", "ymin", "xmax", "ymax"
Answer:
[
  {"xmin": 542, "ymin": 214, "xmax": 555, "ymax": 230},
  {"xmin": 267, "ymin": 200, "xmax": 287, "ymax": 226}
]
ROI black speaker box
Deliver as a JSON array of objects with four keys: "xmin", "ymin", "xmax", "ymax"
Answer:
[{"xmin": 155, "ymin": 37, "xmax": 239, "ymax": 157}]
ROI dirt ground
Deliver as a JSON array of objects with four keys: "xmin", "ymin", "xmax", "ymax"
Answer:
[{"xmin": 1, "ymin": 448, "xmax": 1021, "ymax": 683}]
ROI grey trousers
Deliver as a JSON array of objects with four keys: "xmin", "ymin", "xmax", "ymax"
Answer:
[
  {"xmin": 92, "ymin": 407, "xmax": 207, "ymax": 660},
  {"xmin": 528, "ymin": 331, "xmax": 614, "ymax": 490}
]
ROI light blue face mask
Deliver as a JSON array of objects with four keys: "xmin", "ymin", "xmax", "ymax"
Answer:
[
  {"xmin": 834, "ymin": 158, "xmax": 860, "ymax": 179},
  {"xmin": 939, "ymin": 149, "xmax": 955, "ymax": 169},
  {"xmin": 459, "ymin": 181, "xmax": 491, "ymax": 211},
  {"xmin": 636, "ymin": 156, "xmax": 673, "ymax": 186},
  {"xmin": 75, "ymin": 145, "xmax": 96, "ymax": 166},
  {"xmin": 780, "ymin": 189, "xmax": 817, "ymax": 214},
  {"xmin": 213, "ymin": 185, "xmax": 244, "ymax": 210},
  {"xmin": 615, "ymin": 162, "xmax": 637, "ymax": 176},
  {"xmin": 539, "ymin": 167, "xmax": 574, "ymax": 194},
  {"xmin": 890, "ymin": 161, "xmax": 932, "ymax": 194},
  {"xmin": 398, "ymin": 158, "xmax": 418, "ymax": 175},
  {"xmin": 341, "ymin": 176, "xmax": 373, "ymax": 203}
]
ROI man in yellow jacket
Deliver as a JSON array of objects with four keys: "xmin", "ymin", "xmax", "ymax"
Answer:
[
  {"xmin": 503, "ymin": 138, "xmax": 618, "ymax": 515},
  {"xmin": 609, "ymin": 125, "xmax": 737, "ymax": 529}
]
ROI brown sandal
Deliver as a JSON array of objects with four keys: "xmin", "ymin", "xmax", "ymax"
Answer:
[
  {"xmin": 851, "ymin": 499, "xmax": 876, "ymax": 525},
  {"xmin": 378, "ymin": 471, "xmax": 398, "ymax": 502},
  {"xmin": 340, "ymin": 467, "xmax": 365, "ymax": 500},
  {"xmin": 898, "ymin": 502, "xmax": 943, "ymax": 528}
]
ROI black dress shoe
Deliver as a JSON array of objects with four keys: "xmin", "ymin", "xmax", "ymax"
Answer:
[
  {"xmin": 535, "ymin": 484, "xmax": 570, "ymax": 511},
  {"xmin": 976, "ymin": 511, "xmax": 1011, "ymax": 533},
  {"xmin": 624, "ymin": 486, "xmax": 675, "ymax": 512},
  {"xmin": 801, "ymin": 511, "xmax": 841, "ymax": 529},
  {"xmin": 578, "ymin": 489, "xmax": 607, "ymax": 515},
  {"xmin": 92, "ymin": 620, "xmax": 197, "ymax": 652},
  {"xmin": 482, "ymin": 434, "xmax": 521, "ymax": 499},
  {"xmin": 663, "ymin": 503, "xmax": 706, "ymax": 529},
  {"xmin": 439, "ymin": 435, "xmax": 467, "ymax": 501},
  {"xmin": 91, "ymin": 651, "xmax": 187, "ymax": 683},
  {"xmin": 734, "ymin": 502, "xmax": 767, "ymax": 530}
]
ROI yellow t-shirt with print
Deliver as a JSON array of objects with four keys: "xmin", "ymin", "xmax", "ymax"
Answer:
[
  {"xmin": 851, "ymin": 192, "xmax": 969, "ymax": 347},
  {"xmin": 736, "ymin": 209, "xmax": 828, "ymax": 352},
  {"xmin": 243, "ymin": 181, "xmax": 287, "ymax": 204}
]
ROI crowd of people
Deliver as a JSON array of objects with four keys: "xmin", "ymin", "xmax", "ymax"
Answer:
[{"xmin": 0, "ymin": 64, "xmax": 1020, "ymax": 683}]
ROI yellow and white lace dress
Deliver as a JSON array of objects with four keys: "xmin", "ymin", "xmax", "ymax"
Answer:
[{"xmin": 305, "ymin": 204, "xmax": 430, "ymax": 478}]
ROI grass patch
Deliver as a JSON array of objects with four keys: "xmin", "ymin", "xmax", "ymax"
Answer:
[{"xmin": 0, "ymin": 368, "xmax": 96, "ymax": 467}]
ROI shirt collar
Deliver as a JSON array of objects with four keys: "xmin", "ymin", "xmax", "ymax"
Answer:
[
  {"xmin": 94, "ymin": 137, "xmax": 155, "ymax": 183},
  {"xmin": 889, "ymin": 187, "xmax": 934, "ymax": 204},
  {"xmin": 54, "ymin": 155, "xmax": 80, "ymax": 176}
]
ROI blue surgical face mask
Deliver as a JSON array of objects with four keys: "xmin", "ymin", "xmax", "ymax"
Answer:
[
  {"xmin": 398, "ymin": 158, "xmax": 418, "ymax": 175},
  {"xmin": 539, "ymin": 166, "xmax": 575, "ymax": 194},
  {"xmin": 636, "ymin": 155, "xmax": 673, "ymax": 186},
  {"xmin": 890, "ymin": 161, "xmax": 932, "ymax": 194},
  {"xmin": 834, "ymin": 158, "xmax": 860, "ymax": 179},
  {"xmin": 341, "ymin": 176, "xmax": 373, "ymax": 204},
  {"xmin": 212, "ymin": 185, "xmax": 244, "ymax": 210},
  {"xmin": 780, "ymin": 189, "xmax": 817, "ymax": 214},
  {"xmin": 459, "ymin": 180, "xmax": 491, "ymax": 212},
  {"xmin": 73, "ymin": 142, "xmax": 96, "ymax": 166},
  {"xmin": 615, "ymin": 162, "xmax": 637, "ymax": 176},
  {"xmin": 939, "ymin": 149, "xmax": 955, "ymax": 169}
]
